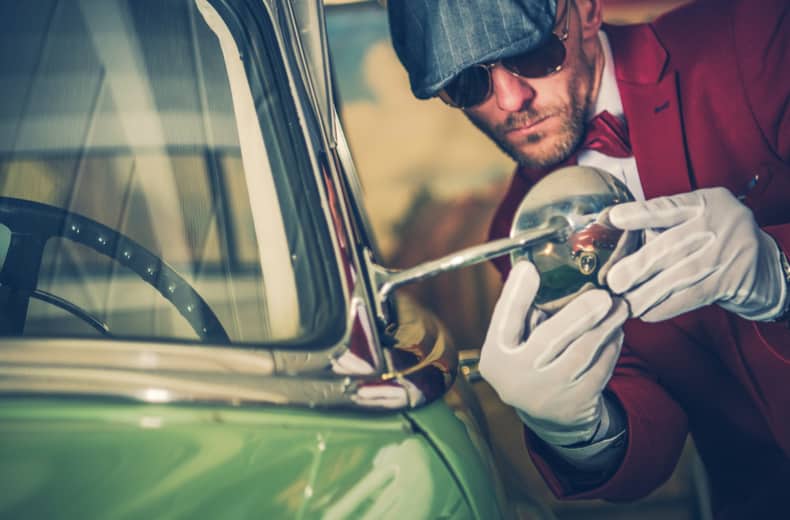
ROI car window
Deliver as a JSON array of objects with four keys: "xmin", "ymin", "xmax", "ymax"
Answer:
[{"xmin": 0, "ymin": 0, "xmax": 343, "ymax": 347}]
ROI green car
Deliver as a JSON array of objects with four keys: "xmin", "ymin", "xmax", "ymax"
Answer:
[{"xmin": 0, "ymin": 0, "xmax": 547, "ymax": 518}]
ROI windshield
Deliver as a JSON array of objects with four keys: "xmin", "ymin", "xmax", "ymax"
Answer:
[{"xmin": 0, "ymin": 0, "xmax": 343, "ymax": 346}]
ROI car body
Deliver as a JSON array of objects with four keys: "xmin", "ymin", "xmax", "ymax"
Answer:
[{"xmin": 0, "ymin": 0, "xmax": 531, "ymax": 517}]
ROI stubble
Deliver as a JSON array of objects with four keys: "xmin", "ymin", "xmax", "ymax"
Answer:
[{"xmin": 466, "ymin": 59, "xmax": 596, "ymax": 170}]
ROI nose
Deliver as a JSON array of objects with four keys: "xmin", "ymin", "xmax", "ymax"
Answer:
[{"xmin": 490, "ymin": 64, "xmax": 535, "ymax": 111}]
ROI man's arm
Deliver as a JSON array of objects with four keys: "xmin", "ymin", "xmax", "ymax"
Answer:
[
  {"xmin": 605, "ymin": 187, "xmax": 786, "ymax": 323},
  {"xmin": 479, "ymin": 261, "xmax": 691, "ymax": 500},
  {"xmin": 523, "ymin": 342, "xmax": 689, "ymax": 501},
  {"xmin": 520, "ymin": 392, "xmax": 626, "ymax": 473}
]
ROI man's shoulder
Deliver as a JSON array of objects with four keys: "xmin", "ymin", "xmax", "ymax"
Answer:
[
  {"xmin": 606, "ymin": 0, "xmax": 784, "ymax": 82},
  {"xmin": 648, "ymin": 0, "xmax": 732, "ymax": 50},
  {"xmin": 651, "ymin": 0, "xmax": 789, "ymax": 81},
  {"xmin": 650, "ymin": 0, "xmax": 784, "ymax": 45}
]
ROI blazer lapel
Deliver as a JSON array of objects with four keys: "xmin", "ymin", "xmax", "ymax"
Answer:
[{"xmin": 606, "ymin": 24, "xmax": 693, "ymax": 199}]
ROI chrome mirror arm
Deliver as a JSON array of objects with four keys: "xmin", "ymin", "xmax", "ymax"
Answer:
[{"xmin": 365, "ymin": 218, "xmax": 570, "ymax": 323}]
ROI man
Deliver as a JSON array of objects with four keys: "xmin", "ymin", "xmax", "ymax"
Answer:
[{"xmin": 387, "ymin": 0, "xmax": 789, "ymax": 517}]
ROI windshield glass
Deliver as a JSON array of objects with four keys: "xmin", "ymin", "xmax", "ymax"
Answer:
[{"xmin": 0, "ymin": 0, "xmax": 343, "ymax": 346}]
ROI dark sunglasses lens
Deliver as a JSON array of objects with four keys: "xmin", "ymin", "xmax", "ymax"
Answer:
[
  {"xmin": 439, "ymin": 65, "xmax": 491, "ymax": 108},
  {"xmin": 503, "ymin": 35, "xmax": 566, "ymax": 78}
]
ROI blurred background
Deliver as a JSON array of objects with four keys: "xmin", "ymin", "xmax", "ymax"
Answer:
[{"xmin": 324, "ymin": 1, "xmax": 710, "ymax": 518}]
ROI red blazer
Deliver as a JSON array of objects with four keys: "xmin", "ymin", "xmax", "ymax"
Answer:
[{"xmin": 488, "ymin": 0, "xmax": 790, "ymax": 516}]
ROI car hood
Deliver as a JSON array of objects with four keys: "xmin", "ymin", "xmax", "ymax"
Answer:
[{"xmin": 0, "ymin": 399, "xmax": 469, "ymax": 518}]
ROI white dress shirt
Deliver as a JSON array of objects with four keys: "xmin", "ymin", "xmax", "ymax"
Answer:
[{"xmin": 578, "ymin": 31, "xmax": 645, "ymax": 203}]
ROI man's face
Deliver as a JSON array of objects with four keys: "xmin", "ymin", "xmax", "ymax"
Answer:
[{"xmin": 463, "ymin": 1, "xmax": 600, "ymax": 169}]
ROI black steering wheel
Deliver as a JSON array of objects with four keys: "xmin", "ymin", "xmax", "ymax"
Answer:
[{"xmin": 0, "ymin": 197, "xmax": 229, "ymax": 342}]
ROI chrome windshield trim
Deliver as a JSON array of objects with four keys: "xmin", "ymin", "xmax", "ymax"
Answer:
[
  {"xmin": 0, "ymin": 338, "xmax": 276, "ymax": 375},
  {"xmin": 277, "ymin": 1, "xmax": 390, "ymax": 373},
  {"xmin": 332, "ymin": 112, "xmax": 383, "ymax": 257},
  {"xmin": 287, "ymin": 0, "xmax": 336, "ymax": 145},
  {"xmin": 203, "ymin": 0, "xmax": 357, "ymax": 348},
  {"xmin": 264, "ymin": 0, "xmax": 356, "ymax": 306},
  {"xmin": 0, "ymin": 368, "xmax": 351, "ymax": 407},
  {"xmin": 0, "ymin": 310, "xmax": 455, "ymax": 410}
]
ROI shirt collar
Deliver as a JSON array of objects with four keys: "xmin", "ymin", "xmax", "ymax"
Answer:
[{"xmin": 589, "ymin": 31, "xmax": 624, "ymax": 121}]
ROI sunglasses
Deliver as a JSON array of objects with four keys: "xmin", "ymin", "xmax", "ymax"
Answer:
[{"xmin": 437, "ymin": 0, "xmax": 572, "ymax": 109}]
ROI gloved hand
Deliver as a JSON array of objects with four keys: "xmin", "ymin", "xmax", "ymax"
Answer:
[
  {"xmin": 479, "ymin": 261, "xmax": 629, "ymax": 447},
  {"xmin": 606, "ymin": 187, "xmax": 786, "ymax": 322}
]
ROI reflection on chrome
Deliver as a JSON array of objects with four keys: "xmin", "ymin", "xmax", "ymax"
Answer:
[
  {"xmin": 142, "ymin": 388, "xmax": 172, "ymax": 403},
  {"xmin": 0, "ymin": 294, "xmax": 455, "ymax": 411},
  {"xmin": 510, "ymin": 166, "xmax": 642, "ymax": 312}
]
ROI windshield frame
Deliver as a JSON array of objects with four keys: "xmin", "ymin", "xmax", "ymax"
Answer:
[{"xmin": 0, "ymin": 0, "xmax": 349, "ymax": 350}]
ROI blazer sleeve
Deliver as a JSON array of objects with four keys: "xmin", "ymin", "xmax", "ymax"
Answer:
[{"xmin": 523, "ymin": 339, "xmax": 690, "ymax": 501}]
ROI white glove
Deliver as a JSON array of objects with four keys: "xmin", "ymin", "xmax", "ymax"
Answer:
[
  {"xmin": 606, "ymin": 187, "xmax": 786, "ymax": 322},
  {"xmin": 479, "ymin": 261, "xmax": 629, "ymax": 447}
]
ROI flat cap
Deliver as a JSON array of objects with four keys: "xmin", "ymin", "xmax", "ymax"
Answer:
[{"xmin": 388, "ymin": 0, "xmax": 557, "ymax": 99}]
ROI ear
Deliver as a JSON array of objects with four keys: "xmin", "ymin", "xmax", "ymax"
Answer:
[{"xmin": 576, "ymin": 0, "xmax": 604, "ymax": 41}]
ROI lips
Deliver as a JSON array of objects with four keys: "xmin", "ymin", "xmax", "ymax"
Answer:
[{"xmin": 505, "ymin": 115, "xmax": 552, "ymax": 135}]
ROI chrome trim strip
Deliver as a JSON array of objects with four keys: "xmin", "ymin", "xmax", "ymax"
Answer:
[
  {"xmin": 0, "ymin": 368, "xmax": 351, "ymax": 407},
  {"xmin": 289, "ymin": 0, "xmax": 336, "ymax": 145},
  {"xmin": 0, "ymin": 339, "xmax": 275, "ymax": 374},
  {"xmin": 332, "ymin": 113, "xmax": 383, "ymax": 257},
  {"xmin": 0, "ymin": 298, "xmax": 455, "ymax": 410}
]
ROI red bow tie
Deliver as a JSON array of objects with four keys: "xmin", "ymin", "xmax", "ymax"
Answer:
[{"xmin": 581, "ymin": 110, "xmax": 632, "ymax": 158}]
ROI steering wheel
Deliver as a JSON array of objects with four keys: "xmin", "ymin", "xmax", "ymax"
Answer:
[{"xmin": 0, "ymin": 197, "xmax": 229, "ymax": 342}]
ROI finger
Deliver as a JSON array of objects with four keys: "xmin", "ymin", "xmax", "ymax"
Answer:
[
  {"xmin": 644, "ymin": 228, "xmax": 661, "ymax": 242},
  {"xmin": 529, "ymin": 290, "xmax": 614, "ymax": 366},
  {"xmin": 607, "ymin": 230, "xmax": 714, "ymax": 294},
  {"xmin": 547, "ymin": 297, "xmax": 629, "ymax": 378},
  {"xmin": 574, "ymin": 334, "xmax": 624, "ymax": 397},
  {"xmin": 623, "ymin": 262, "xmax": 717, "ymax": 319},
  {"xmin": 487, "ymin": 261, "xmax": 541, "ymax": 351},
  {"xmin": 526, "ymin": 306, "xmax": 549, "ymax": 332},
  {"xmin": 596, "ymin": 224, "xmax": 642, "ymax": 284},
  {"xmin": 608, "ymin": 192, "xmax": 702, "ymax": 230}
]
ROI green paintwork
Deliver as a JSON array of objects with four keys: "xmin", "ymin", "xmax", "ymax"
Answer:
[
  {"xmin": 408, "ymin": 398, "xmax": 510, "ymax": 520},
  {"xmin": 0, "ymin": 399, "xmax": 473, "ymax": 519}
]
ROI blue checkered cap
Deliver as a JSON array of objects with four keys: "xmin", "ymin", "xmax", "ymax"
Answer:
[{"xmin": 388, "ymin": 0, "xmax": 557, "ymax": 99}]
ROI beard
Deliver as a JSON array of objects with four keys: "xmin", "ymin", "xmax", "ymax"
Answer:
[{"xmin": 466, "ymin": 60, "xmax": 596, "ymax": 169}]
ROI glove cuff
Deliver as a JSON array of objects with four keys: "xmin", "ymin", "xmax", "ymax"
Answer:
[
  {"xmin": 770, "ymin": 247, "xmax": 790, "ymax": 325},
  {"xmin": 515, "ymin": 400, "xmax": 603, "ymax": 447},
  {"xmin": 727, "ymin": 231, "xmax": 789, "ymax": 321}
]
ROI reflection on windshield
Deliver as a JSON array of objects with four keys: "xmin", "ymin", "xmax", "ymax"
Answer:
[{"xmin": 0, "ymin": 0, "xmax": 342, "ymax": 346}]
